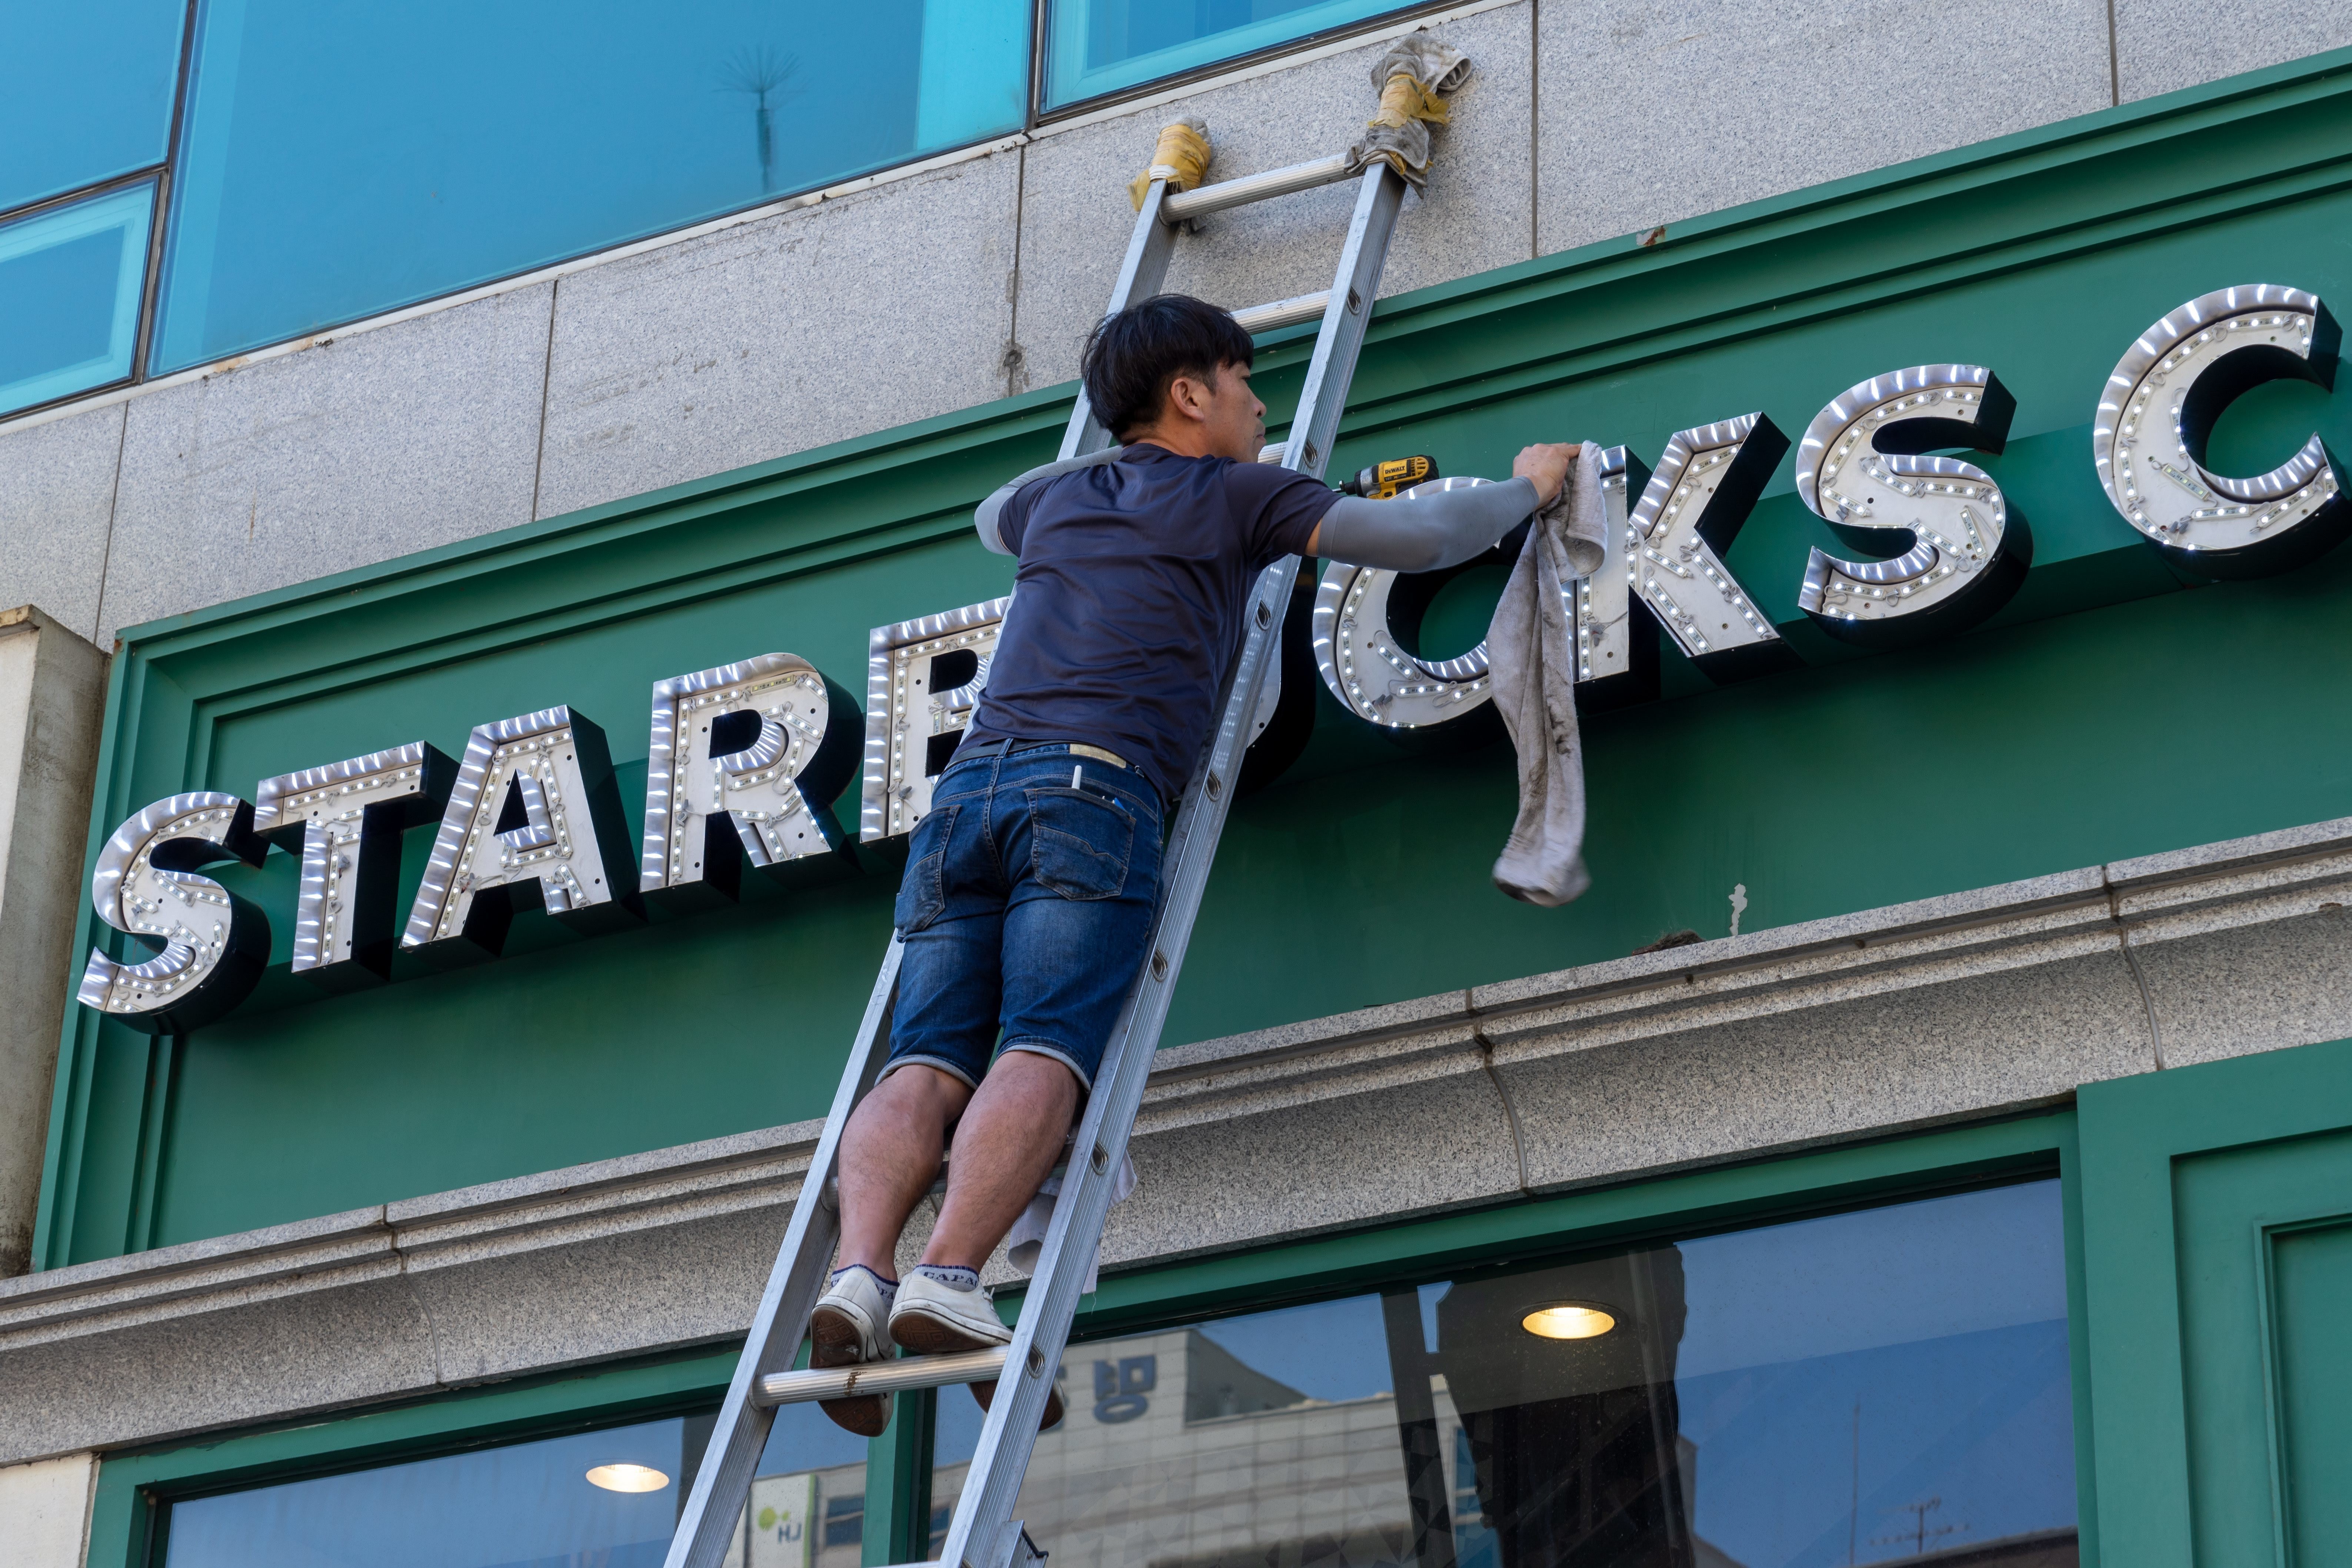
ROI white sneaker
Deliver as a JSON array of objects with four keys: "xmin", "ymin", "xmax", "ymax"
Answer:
[
  {"xmin": 888, "ymin": 1270, "xmax": 1009, "ymax": 1353},
  {"xmin": 810, "ymin": 1267, "xmax": 895, "ymax": 1436},
  {"xmin": 890, "ymin": 1272, "xmax": 1063, "ymax": 1429}
]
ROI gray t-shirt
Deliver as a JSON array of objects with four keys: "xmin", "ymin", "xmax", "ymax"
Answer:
[{"xmin": 959, "ymin": 444, "xmax": 1337, "ymax": 803}]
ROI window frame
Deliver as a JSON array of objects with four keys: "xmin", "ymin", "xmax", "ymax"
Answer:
[
  {"xmin": 1030, "ymin": 0, "xmax": 1453, "ymax": 121},
  {"xmin": 0, "ymin": 0, "xmax": 193, "ymax": 420},
  {"xmin": 0, "ymin": 0, "xmax": 1487, "ymax": 424},
  {"xmin": 0, "ymin": 173, "xmax": 161, "ymax": 410},
  {"xmin": 86, "ymin": 1109, "xmax": 2099, "ymax": 1568}
]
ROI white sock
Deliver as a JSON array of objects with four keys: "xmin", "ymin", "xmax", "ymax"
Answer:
[
  {"xmin": 912, "ymin": 1264, "xmax": 980, "ymax": 1292},
  {"xmin": 830, "ymin": 1263, "xmax": 899, "ymax": 1298}
]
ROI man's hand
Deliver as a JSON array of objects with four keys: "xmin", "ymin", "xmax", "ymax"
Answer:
[{"xmin": 1513, "ymin": 442, "xmax": 1579, "ymax": 507}]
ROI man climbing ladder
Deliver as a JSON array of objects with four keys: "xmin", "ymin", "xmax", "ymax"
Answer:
[
  {"xmin": 661, "ymin": 35, "xmax": 1593, "ymax": 1568},
  {"xmin": 809, "ymin": 293, "xmax": 1579, "ymax": 1436}
]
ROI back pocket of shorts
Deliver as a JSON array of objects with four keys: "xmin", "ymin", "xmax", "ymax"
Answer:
[
  {"xmin": 1026, "ymin": 786, "xmax": 1135, "ymax": 900},
  {"xmin": 892, "ymin": 803, "xmax": 959, "ymax": 933}
]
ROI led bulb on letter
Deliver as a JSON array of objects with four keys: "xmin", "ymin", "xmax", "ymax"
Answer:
[
  {"xmin": 862, "ymin": 597, "xmax": 1010, "ymax": 842},
  {"xmin": 77, "ymin": 793, "xmax": 271, "ymax": 1033},
  {"xmin": 1795, "ymin": 365, "xmax": 2032, "ymax": 645},
  {"xmin": 641, "ymin": 653, "xmax": 861, "ymax": 906},
  {"xmin": 1572, "ymin": 446, "xmax": 1660, "ymax": 709},
  {"xmin": 255, "ymin": 742, "xmax": 456, "ymax": 989},
  {"xmin": 2093, "ymin": 284, "xmax": 2345, "ymax": 578},
  {"xmin": 1625, "ymin": 415, "xmax": 1799, "ymax": 682},
  {"xmin": 401, "ymin": 707, "xmax": 642, "ymax": 962},
  {"xmin": 1312, "ymin": 476, "xmax": 1519, "ymax": 739}
]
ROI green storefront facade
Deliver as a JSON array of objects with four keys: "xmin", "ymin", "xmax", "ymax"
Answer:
[{"xmin": 24, "ymin": 45, "xmax": 2352, "ymax": 1568}]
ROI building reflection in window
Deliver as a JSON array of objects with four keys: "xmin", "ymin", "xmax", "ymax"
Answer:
[
  {"xmin": 931, "ymin": 1179, "xmax": 2077, "ymax": 1568},
  {"xmin": 162, "ymin": 1401, "xmax": 869, "ymax": 1568}
]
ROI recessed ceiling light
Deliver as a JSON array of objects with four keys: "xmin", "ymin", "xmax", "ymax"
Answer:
[
  {"xmin": 586, "ymin": 1463, "xmax": 671, "ymax": 1493},
  {"xmin": 1520, "ymin": 1302, "xmax": 1617, "ymax": 1339}
]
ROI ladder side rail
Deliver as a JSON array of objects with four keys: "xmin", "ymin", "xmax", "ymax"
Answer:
[
  {"xmin": 1057, "ymin": 179, "xmax": 1181, "ymax": 461},
  {"xmin": 934, "ymin": 552, "xmax": 1301, "ymax": 1568},
  {"xmin": 933, "ymin": 163, "xmax": 1406, "ymax": 1568},
  {"xmin": 664, "ymin": 940, "xmax": 906, "ymax": 1568},
  {"xmin": 1281, "ymin": 166, "xmax": 1403, "ymax": 477}
]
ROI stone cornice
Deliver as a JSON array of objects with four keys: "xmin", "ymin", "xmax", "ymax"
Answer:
[{"xmin": 8, "ymin": 813, "xmax": 2351, "ymax": 1463}]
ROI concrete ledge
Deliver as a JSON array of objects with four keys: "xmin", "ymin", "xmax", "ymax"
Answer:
[{"xmin": 9, "ymin": 816, "xmax": 2352, "ymax": 1462}]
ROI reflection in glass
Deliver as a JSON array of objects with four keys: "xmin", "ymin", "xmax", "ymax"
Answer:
[
  {"xmin": 0, "ymin": 1, "xmax": 187, "ymax": 211},
  {"xmin": 735, "ymin": 1402, "xmax": 873, "ymax": 1568},
  {"xmin": 163, "ymin": 1401, "xmax": 871, "ymax": 1568},
  {"xmin": 1043, "ymin": 0, "xmax": 1415, "ymax": 109},
  {"xmin": 165, "ymin": 1416, "xmax": 710, "ymax": 1568},
  {"xmin": 153, "ymin": 0, "xmax": 1028, "ymax": 374},
  {"xmin": 932, "ymin": 1182, "xmax": 2078, "ymax": 1568},
  {"xmin": 0, "ymin": 183, "xmax": 155, "ymax": 417}
]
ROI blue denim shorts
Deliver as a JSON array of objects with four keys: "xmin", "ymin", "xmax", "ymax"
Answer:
[{"xmin": 883, "ymin": 743, "xmax": 1165, "ymax": 1092}]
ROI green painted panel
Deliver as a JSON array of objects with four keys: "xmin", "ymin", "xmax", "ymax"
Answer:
[
  {"xmin": 41, "ymin": 49, "xmax": 2352, "ymax": 1265},
  {"xmin": 151, "ymin": 522, "xmax": 2352, "ymax": 1250},
  {"xmin": 157, "ymin": 536, "xmax": 1012, "ymax": 1244},
  {"xmin": 1196, "ymin": 542, "xmax": 2352, "ymax": 1037},
  {"xmin": 2079, "ymin": 1037, "xmax": 2352, "ymax": 1568},
  {"xmin": 2275, "ymin": 1220, "xmax": 2352, "ymax": 1568},
  {"xmin": 2176, "ymin": 1131, "xmax": 2352, "ymax": 1567}
]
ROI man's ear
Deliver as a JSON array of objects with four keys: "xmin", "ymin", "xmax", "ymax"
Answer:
[{"xmin": 1165, "ymin": 371, "xmax": 1211, "ymax": 425}]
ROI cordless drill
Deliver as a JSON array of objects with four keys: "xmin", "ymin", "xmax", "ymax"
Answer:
[{"xmin": 1338, "ymin": 455, "xmax": 1439, "ymax": 499}]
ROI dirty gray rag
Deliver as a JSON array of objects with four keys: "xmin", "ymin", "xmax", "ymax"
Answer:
[
  {"xmin": 1488, "ymin": 442, "xmax": 1608, "ymax": 906},
  {"xmin": 1006, "ymin": 1136, "xmax": 1137, "ymax": 1294}
]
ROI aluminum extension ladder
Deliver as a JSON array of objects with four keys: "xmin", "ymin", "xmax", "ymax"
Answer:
[{"xmin": 663, "ymin": 140, "xmax": 1411, "ymax": 1568}]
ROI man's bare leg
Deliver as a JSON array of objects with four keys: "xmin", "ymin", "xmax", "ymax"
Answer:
[
  {"xmin": 923, "ymin": 1050, "xmax": 1079, "ymax": 1269},
  {"xmin": 890, "ymin": 1050, "xmax": 1078, "ymax": 1430},
  {"xmin": 836, "ymin": 1063, "xmax": 973, "ymax": 1276}
]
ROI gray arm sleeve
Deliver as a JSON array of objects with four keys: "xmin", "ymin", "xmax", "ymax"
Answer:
[
  {"xmin": 974, "ymin": 447, "xmax": 1126, "ymax": 555},
  {"xmin": 1314, "ymin": 476, "xmax": 1541, "ymax": 572}
]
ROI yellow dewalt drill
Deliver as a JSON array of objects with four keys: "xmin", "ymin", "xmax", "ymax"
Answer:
[{"xmin": 1338, "ymin": 455, "xmax": 1438, "ymax": 499}]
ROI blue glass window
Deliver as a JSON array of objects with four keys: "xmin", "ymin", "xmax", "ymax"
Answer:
[
  {"xmin": 0, "ymin": 183, "xmax": 155, "ymax": 416},
  {"xmin": 163, "ymin": 1401, "xmax": 870, "ymax": 1567},
  {"xmin": 0, "ymin": 0, "xmax": 188, "ymax": 211},
  {"xmin": 1044, "ymin": 0, "xmax": 1418, "ymax": 109},
  {"xmin": 932, "ymin": 1181, "xmax": 2079, "ymax": 1567},
  {"xmin": 153, "ymin": 0, "xmax": 1029, "ymax": 374}
]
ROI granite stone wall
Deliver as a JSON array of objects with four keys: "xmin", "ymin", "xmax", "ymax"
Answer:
[{"xmin": 4, "ymin": 1, "xmax": 2345, "ymax": 647}]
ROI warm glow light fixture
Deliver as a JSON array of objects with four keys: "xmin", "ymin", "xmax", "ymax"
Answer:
[
  {"xmin": 1520, "ymin": 1302, "xmax": 1617, "ymax": 1339},
  {"xmin": 586, "ymin": 1463, "xmax": 671, "ymax": 1493}
]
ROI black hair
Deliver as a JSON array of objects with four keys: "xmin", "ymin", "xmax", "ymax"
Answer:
[{"xmin": 1079, "ymin": 294, "xmax": 1255, "ymax": 440}]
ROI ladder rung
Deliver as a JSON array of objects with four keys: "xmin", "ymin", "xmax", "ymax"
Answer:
[
  {"xmin": 756, "ymin": 1346, "xmax": 1009, "ymax": 1406},
  {"xmin": 1162, "ymin": 154, "xmax": 1352, "ymax": 221},
  {"xmin": 1232, "ymin": 290, "xmax": 1329, "ymax": 334}
]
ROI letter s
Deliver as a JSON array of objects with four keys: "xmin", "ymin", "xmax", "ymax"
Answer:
[
  {"xmin": 1794, "ymin": 364, "xmax": 2032, "ymax": 646},
  {"xmin": 77, "ymin": 793, "xmax": 271, "ymax": 1033}
]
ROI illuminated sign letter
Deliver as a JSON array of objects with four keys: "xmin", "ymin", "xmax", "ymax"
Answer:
[
  {"xmin": 254, "ymin": 742, "xmax": 456, "ymax": 989},
  {"xmin": 401, "ymin": 706, "xmax": 642, "ymax": 962},
  {"xmin": 1572, "ymin": 446, "xmax": 1659, "ymax": 709},
  {"xmin": 76, "ymin": 793, "xmax": 270, "ymax": 1032},
  {"xmin": 2093, "ymin": 284, "xmax": 2345, "ymax": 578},
  {"xmin": 1794, "ymin": 365, "xmax": 2031, "ymax": 645},
  {"xmin": 861, "ymin": 597, "xmax": 1009, "ymax": 842},
  {"xmin": 1312, "ymin": 477, "xmax": 1514, "ymax": 736},
  {"xmin": 1625, "ymin": 414, "xmax": 1799, "ymax": 682},
  {"xmin": 640, "ymin": 653, "xmax": 861, "ymax": 907}
]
